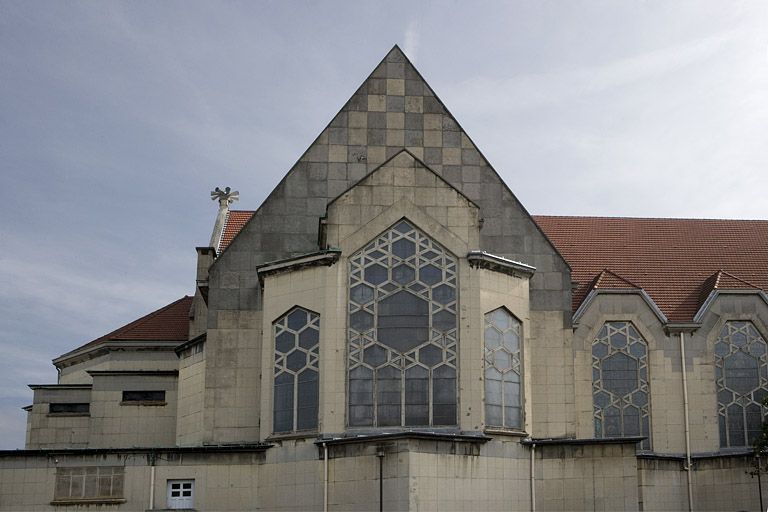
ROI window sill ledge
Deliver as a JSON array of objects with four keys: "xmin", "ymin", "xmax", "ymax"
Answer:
[
  {"xmin": 146, "ymin": 509, "xmax": 197, "ymax": 512},
  {"xmin": 267, "ymin": 431, "xmax": 318, "ymax": 442},
  {"xmin": 120, "ymin": 401, "xmax": 167, "ymax": 406},
  {"xmin": 484, "ymin": 428, "xmax": 529, "ymax": 438},
  {"xmin": 46, "ymin": 413, "xmax": 90, "ymax": 418},
  {"xmin": 51, "ymin": 498, "xmax": 126, "ymax": 506}
]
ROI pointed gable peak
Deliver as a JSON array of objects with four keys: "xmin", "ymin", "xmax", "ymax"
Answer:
[
  {"xmin": 592, "ymin": 269, "xmax": 641, "ymax": 290},
  {"xmin": 327, "ymin": 148, "xmax": 479, "ymax": 211},
  {"xmin": 712, "ymin": 270, "xmax": 762, "ymax": 290},
  {"xmin": 386, "ymin": 44, "xmax": 406, "ymax": 61}
]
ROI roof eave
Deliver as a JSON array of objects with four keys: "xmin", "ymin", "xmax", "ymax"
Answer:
[
  {"xmin": 467, "ymin": 251, "xmax": 536, "ymax": 278},
  {"xmin": 257, "ymin": 249, "xmax": 342, "ymax": 283},
  {"xmin": 573, "ymin": 288, "xmax": 668, "ymax": 326},
  {"xmin": 693, "ymin": 289, "xmax": 768, "ymax": 323},
  {"xmin": 53, "ymin": 340, "xmax": 184, "ymax": 368}
]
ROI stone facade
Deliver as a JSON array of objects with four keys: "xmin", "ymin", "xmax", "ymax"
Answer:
[{"xmin": 2, "ymin": 46, "xmax": 767, "ymax": 511}]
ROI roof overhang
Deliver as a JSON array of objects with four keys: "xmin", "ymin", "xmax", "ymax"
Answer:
[
  {"xmin": 664, "ymin": 323, "xmax": 703, "ymax": 335},
  {"xmin": 467, "ymin": 251, "xmax": 536, "ymax": 278},
  {"xmin": 174, "ymin": 333, "xmax": 206, "ymax": 356},
  {"xmin": 573, "ymin": 288, "xmax": 668, "ymax": 325},
  {"xmin": 315, "ymin": 429, "xmax": 490, "ymax": 447},
  {"xmin": 257, "ymin": 249, "xmax": 342, "ymax": 283},
  {"xmin": 53, "ymin": 340, "xmax": 183, "ymax": 368},
  {"xmin": 693, "ymin": 289, "xmax": 768, "ymax": 323},
  {"xmin": 29, "ymin": 384, "xmax": 92, "ymax": 391},
  {"xmin": 86, "ymin": 370, "xmax": 178, "ymax": 377}
]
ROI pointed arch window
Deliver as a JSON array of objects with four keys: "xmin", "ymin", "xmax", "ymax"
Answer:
[
  {"xmin": 273, "ymin": 307, "xmax": 319, "ymax": 433},
  {"xmin": 716, "ymin": 321, "xmax": 768, "ymax": 447},
  {"xmin": 348, "ymin": 219, "xmax": 458, "ymax": 427},
  {"xmin": 592, "ymin": 322, "xmax": 651, "ymax": 449},
  {"xmin": 484, "ymin": 308, "xmax": 523, "ymax": 429}
]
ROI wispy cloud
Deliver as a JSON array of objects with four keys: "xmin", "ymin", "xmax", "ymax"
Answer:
[
  {"xmin": 403, "ymin": 18, "xmax": 420, "ymax": 62},
  {"xmin": 443, "ymin": 31, "xmax": 736, "ymax": 114}
]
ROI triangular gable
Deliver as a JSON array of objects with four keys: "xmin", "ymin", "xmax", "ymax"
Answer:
[
  {"xmin": 326, "ymin": 148, "xmax": 479, "ymax": 211},
  {"xmin": 697, "ymin": 269, "xmax": 764, "ymax": 312},
  {"xmin": 592, "ymin": 269, "xmax": 642, "ymax": 290},
  {"xmin": 219, "ymin": 210, "xmax": 255, "ymax": 253},
  {"xmin": 216, "ymin": 46, "xmax": 568, "ymax": 283},
  {"xmin": 713, "ymin": 270, "xmax": 762, "ymax": 290}
]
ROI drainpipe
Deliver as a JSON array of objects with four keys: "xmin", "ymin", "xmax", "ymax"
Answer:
[
  {"xmin": 680, "ymin": 332, "xmax": 693, "ymax": 512},
  {"xmin": 530, "ymin": 443, "xmax": 536, "ymax": 512},
  {"xmin": 148, "ymin": 451, "xmax": 157, "ymax": 511},
  {"xmin": 323, "ymin": 442, "xmax": 329, "ymax": 512},
  {"xmin": 376, "ymin": 447, "xmax": 385, "ymax": 512}
]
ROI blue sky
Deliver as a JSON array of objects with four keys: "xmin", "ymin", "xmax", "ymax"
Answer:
[{"xmin": 1, "ymin": 1, "xmax": 767, "ymax": 448}]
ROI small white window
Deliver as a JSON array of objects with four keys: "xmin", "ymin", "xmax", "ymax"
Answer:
[{"xmin": 167, "ymin": 479, "xmax": 194, "ymax": 509}]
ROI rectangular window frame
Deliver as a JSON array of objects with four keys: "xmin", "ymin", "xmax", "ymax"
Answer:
[{"xmin": 51, "ymin": 466, "xmax": 125, "ymax": 505}]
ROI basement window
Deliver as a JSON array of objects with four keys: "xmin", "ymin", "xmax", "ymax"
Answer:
[
  {"xmin": 49, "ymin": 403, "xmax": 90, "ymax": 415},
  {"xmin": 52, "ymin": 466, "xmax": 125, "ymax": 505},
  {"xmin": 121, "ymin": 390, "xmax": 166, "ymax": 405}
]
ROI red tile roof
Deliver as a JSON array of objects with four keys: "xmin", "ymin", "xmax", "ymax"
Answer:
[
  {"xmin": 218, "ymin": 210, "xmax": 255, "ymax": 253},
  {"xmin": 57, "ymin": 296, "xmax": 193, "ymax": 361},
  {"xmin": 534, "ymin": 216, "xmax": 768, "ymax": 323}
]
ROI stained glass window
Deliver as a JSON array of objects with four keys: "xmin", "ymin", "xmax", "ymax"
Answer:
[
  {"xmin": 716, "ymin": 321, "xmax": 768, "ymax": 447},
  {"xmin": 273, "ymin": 307, "xmax": 319, "ymax": 433},
  {"xmin": 484, "ymin": 308, "xmax": 522, "ymax": 429},
  {"xmin": 348, "ymin": 219, "xmax": 458, "ymax": 427},
  {"xmin": 592, "ymin": 322, "xmax": 651, "ymax": 449}
]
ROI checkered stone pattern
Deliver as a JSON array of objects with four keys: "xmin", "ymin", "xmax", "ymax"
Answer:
[
  {"xmin": 348, "ymin": 219, "xmax": 458, "ymax": 427},
  {"xmin": 211, "ymin": 46, "xmax": 570, "ymax": 318},
  {"xmin": 484, "ymin": 308, "xmax": 523, "ymax": 429},
  {"xmin": 303, "ymin": 46, "xmax": 493, "ymax": 205},
  {"xmin": 592, "ymin": 322, "xmax": 651, "ymax": 450},
  {"xmin": 715, "ymin": 320, "xmax": 768, "ymax": 448},
  {"xmin": 273, "ymin": 308, "xmax": 320, "ymax": 433}
]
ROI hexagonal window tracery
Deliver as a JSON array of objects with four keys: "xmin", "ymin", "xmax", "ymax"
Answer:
[
  {"xmin": 592, "ymin": 322, "xmax": 651, "ymax": 449},
  {"xmin": 716, "ymin": 321, "xmax": 768, "ymax": 448},
  {"xmin": 348, "ymin": 219, "xmax": 458, "ymax": 427},
  {"xmin": 484, "ymin": 308, "xmax": 522, "ymax": 429},
  {"xmin": 273, "ymin": 307, "xmax": 319, "ymax": 433}
]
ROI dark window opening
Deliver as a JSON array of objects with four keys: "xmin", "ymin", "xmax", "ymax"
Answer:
[
  {"xmin": 121, "ymin": 390, "xmax": 165, "ymax": 403},
  {"xmin": 49, "ymin": 403, "xmax": 90, "ymax": 414}
]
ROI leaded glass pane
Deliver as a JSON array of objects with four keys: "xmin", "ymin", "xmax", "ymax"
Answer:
[
  {"xmin": 592, "ymin": 322, "xmax": 651, "ymax": 449},
  {"xmin": 273, "ymin": 373, "xmax": 294, "ymax": 433},
  {"xmin": 405, "ymin": 366, "xmax": 429, "ymax": 425},
  {"xmin": 348, "ymin": 219, "xmax": 458, "ymax": 427},
  {"xmin": 377, "ymin": 366, "xmax": 402, "ymax": 426},
  {"xmin": 484, "ymin": 308, "xmax": 523, "ymax": 429},
  {"xmin": 433, "ymin": 365, "xmax": 457, "ymax": 426},
  {"xmin": 297, "ymin": 370, "xmax": 319, "ymax": 431},
  {"xmin": 716, "ymin": 320, "xmax": 768, "ymax": 447},
  {"xmin": 274, "ymin": 307, "xmax": 319, "ymax": 433}
]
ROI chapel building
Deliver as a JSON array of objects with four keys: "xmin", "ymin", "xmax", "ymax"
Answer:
[{"xmin": 1, "ymin": 46, "xmax": 767, "ymax": 512}]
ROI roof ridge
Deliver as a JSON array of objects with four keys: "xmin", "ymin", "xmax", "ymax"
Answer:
[
  {"xmin": 593, "ymin": 269, "xmax": 642, "ymax": 290},
  {"xmin": 714, "ymin": 269, "xmax": 763, "ymax": 290},
  {"xmin": 216, "ymin": 210, "xmax": 231, "ymax": 254}
]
